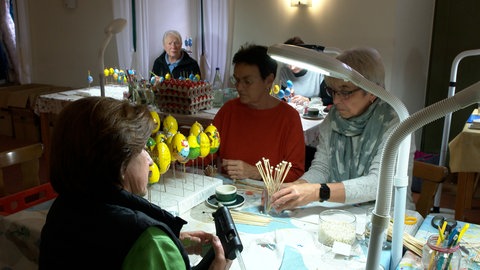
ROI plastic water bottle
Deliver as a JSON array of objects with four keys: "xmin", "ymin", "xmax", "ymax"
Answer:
[{"xmin": 212, "ymin": 67, "xmax": 224, "ymax": 107}]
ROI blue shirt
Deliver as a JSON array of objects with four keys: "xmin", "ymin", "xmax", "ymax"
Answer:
[{"xmin": 165, "ymin": 53, "xmax": 184, "ymax": 73}]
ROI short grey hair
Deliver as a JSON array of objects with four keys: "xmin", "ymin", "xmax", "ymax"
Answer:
[
  {"xmin": 335, "ymin": 47, "xmax": 385, "ymax": 88},
  {"xmin": 163, "ymin": 30, "xmax": 182, "ymax": 45}
]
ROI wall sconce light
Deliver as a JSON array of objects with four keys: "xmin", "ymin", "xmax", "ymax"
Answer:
[{"xmin": 290, "ymin": 0, "xmax": 312, "ymax": 7}]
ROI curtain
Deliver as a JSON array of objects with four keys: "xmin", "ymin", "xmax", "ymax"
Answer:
[
  {"xmin": 0, "ymin": 0, "xmax": 18, "ymax": 83},
  {"xmin": 113, "ymin": 0, "xmax": 233, "ymax": 85},
  {"xmin": 196, "ymin": 0, "xmax": 234, "ymax": 87},
  {"xmin": 113, "ymin": 0, "xmax": 151, "ymax": 79}
]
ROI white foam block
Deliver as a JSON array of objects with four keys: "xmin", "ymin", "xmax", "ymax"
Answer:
[{"xmin": 146, "ymin": 170, "xmax": 222, "ymax": 215}]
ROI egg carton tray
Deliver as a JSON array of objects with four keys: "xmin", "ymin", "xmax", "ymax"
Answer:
[
  {"xmin": 145, "ymin": 169, "xmax": 222, "ymax": 215},
  {"xmin": 154, "ymin": 84, "xmax": 212, "ymax": 98},
  {"xmin": 157, "ymin": 100, "xmax": 213, "ymax": 115}
]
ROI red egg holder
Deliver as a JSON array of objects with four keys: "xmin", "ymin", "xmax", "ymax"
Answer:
[{"xmin": 154, "ymin": 80, "xmax": 213, "ymax": 114}]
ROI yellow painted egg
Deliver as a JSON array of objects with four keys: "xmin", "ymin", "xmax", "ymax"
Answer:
[
  {"xmin": 204, "ymin": 124, "xmax": 220, "ymax": 154},
  {"xmin": 273, "ymin": 84, "xmax": 280, "ymax": 94},
  {"xmin": 155, "ymin": 132, "xmax": 167, "ymax": 145},
  {"xmin": 151, "ymin": 142, "xmax": 171, "ymax": 174},
  {"xmin": 149, "ymin": 162, "xmax": 160, "ymax": 184},
  {"xmin": 195, "ymin": 74, "xmax": 201, "ymax": 81},
  {"xmin": 163, "ymin": 115, "xmax": 178, "ymax": 133},
  {"xmin": 198, "ymin": 131, "xmax": 210, "ymax": 158},
  {"xmin": 165, "ymin": 73, "xmax": 171, "ymax": 80},
  {"xmin": 187, "ymin": 133, "xmax": 200, "ymax": 160},
  {"xmin": 172, "ymin": 132, "xmax": 190, "ymax": 163},
  {"xmin": 166, "ymin": 133, "xmax": 176, "ymax": 162},
  {"xmin": 190, "ymin": 121, "xmax": 203, "ymax": 137},
  {"xmin": 104, "ymin": 68, "xmax": 110, "ymax": 77},
  {"xmin": 109, "ymin": 68, "xmax": 114, "ymax": 76},
  {"xmin": 150, "ymin": 111, "xmax": 161, "ymax": 135}
]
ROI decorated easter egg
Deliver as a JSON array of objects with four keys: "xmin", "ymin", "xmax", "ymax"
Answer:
[
  {"xmin": 194, "ymin": 74, "xmax": 201, "ymax": 81},
  {"xmin": 172, "ymin": 132, "xmax": 190, "ymax": 163},
  {"xmin": 163, "ymin": 115, "xmax": 178, "ymax": 133},
  {"xmin": 187, "ymin": 133, "xmax": 200, "ymax": 160},
  {"xmin": 155, "ymin": 132, "xmax": 167, "ymax": 145},
  {"xmin": 190, "ymin": 121, "xmax": 204, "ymax": 137},
  {"xmin": 152, "ymin": 142, "xmax": 171, "ymax": 174},
  {"xmin": 146, "ymin": 137, "xmax": 156, "ymax": 151},
  {"xmin": 204, "ymin": 124, "xmax": 220, "ymax": 154},
  {"xmin": 286, "ymin": 80, "xmax": 293, "ymax": 88},
  {"xmin": 104, "ymin": 68, "xmax": 109, "ymax": 77},
  {"xmin": 284, "ymin": 87, "xmax": 291, "ymax": 96},
  {"xmin": 166, "ymin": 133, "xmax": 176, "ymax": 162},
  {"xmin": 273, "ymin": 84, "xmax": 280, "ymax": 94},
  {"xmin": 154, "ymin": 142, "xmax": 172, "ymax": 174},
  {"xmin": 149, "ymin": 162, "xmax": 160, "ymax": 184},
  {"xmin": 198, "ymin": 131, "xmax": 210, "ymax": 158},
  {"xmin": 109, "ymin": 68, "xmax": 114, "ymax": 76},
  {"xmin": 88, "ymin": 75, "xmax": 93, "ymax": 84},
  {"xmin": 150, "ymin": 111, "xmax": 161, "ymax": 135},
  {"xmin": 165, "ymin": 73, "xmax": 171, "ymax": 80},
  {"xmin": 277, "ymin": 89, "xmax": 285, "ymax": 99}
]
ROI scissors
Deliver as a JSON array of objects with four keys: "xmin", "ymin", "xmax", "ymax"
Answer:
[
  {"xmin": 404, "ymin": 215, "xmax": 417, "ymax": 225},
  {"xmin": 389, "ymin": 215, "xmax": 418, "ymax": 225},
  {"xmin": 431, "ymin": 215, "xmax": 457, "ymax": 233}
]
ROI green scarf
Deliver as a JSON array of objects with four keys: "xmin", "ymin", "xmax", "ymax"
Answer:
[{"xmin": 329, "ymin": 99, "xmax": 398, "ymax": 181}]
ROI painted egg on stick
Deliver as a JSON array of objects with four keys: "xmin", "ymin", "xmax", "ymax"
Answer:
[
  {"xmin": 198, "ymin": 131, "xmax": 210, "ymax": 158},
  {"xmin": 204, "ymin": 124, "xmax": 220, "ymax": 154},
  {"xmin": 172, "ymin": 132, "xmax": 190, "ymax": 163},
  {"xmin": 187, "ymin": 133, "xmax": 200, "ymax": 160}
]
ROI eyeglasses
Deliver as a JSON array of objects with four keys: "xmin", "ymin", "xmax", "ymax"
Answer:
[{"xmin": 326, "ymin": 86, "xmax": 363, "ymax": 100}]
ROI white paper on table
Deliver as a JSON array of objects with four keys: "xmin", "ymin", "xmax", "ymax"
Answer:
[{"xmin": 230, "ymin": 231, "xmax": 283, "ymax": 270}]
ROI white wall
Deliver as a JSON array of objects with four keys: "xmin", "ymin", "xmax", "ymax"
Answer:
[
  {"xmin": 232, "ymin": 0, "xmax": 435, "ymax": 146},
  {"xmin": 24, "ymin": 0, "xmax": 434, "ymax": 146}
]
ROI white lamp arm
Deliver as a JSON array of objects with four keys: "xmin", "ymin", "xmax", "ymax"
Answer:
[{"xmin": 366, "ymin": 80, "xmax": 480, "ymax": 269}]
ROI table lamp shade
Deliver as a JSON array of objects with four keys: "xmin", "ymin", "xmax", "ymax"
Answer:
[{"xmin": 98, "ymin": 18, "xmax": 127, "ymax": 97}]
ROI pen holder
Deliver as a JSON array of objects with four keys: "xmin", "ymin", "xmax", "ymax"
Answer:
[{"xmin": 422, "ymin": 235, "xmax": 461, "ymax": 270}]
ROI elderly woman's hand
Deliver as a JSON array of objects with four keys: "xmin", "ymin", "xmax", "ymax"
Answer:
[
  {"xmin": 270, "ymin": 180, "xmax": 317, "ymax": 211},
  {"xmin": 180, "ymin": 231, "xmax": 232, "ymax": 270},
  {"xmin": 221, "ymin": 159, "xmax": 260, "ymax": 180}
]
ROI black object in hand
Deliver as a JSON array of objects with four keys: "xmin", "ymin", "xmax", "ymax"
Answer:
[{"xmin": 192, "ymin": 205, "xmax": 243, "ymax": 269}]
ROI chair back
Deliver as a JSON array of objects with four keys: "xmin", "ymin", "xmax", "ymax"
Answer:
[
  {"xmin": 413, "ymin": 160, "xmax": 449, "ymax": 218},
  {"xmin": 0, "ymin": 143, "xmax": 44, "ymax": 196}
]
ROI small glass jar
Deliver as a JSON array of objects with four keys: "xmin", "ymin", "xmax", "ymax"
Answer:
[
  {"xmin": 422, "ymin": 235, "xmax": 461, "ymax": 270},
  {"xmin": 318, "ymin": 209, "xmax": 356, "ymax": 247},
  {"xmin": 262, "ymin": 188, "xmax": 281, "ymax": 217}
]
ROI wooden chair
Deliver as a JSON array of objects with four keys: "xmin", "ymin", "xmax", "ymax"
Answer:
[
  {"xmin": 0, "ymin": 143, "xmax": 44, "ymax": 196},
  {"xmin": 413, "ymin": 160, "xmax": 449, "ymax": 218}
]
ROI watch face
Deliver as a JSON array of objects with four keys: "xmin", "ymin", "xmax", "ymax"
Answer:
[{"xmin": 320, "ymin": 184, "xmax": 330, "ymax": 201}]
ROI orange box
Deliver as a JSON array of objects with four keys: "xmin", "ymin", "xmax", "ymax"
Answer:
[{"xmin": 0, "ymin": 182, "xmax": 57, "ymax": 215}]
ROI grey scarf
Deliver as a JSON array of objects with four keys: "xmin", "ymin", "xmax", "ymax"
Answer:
[{"xmin": 329, "ymin": 99, "xmax": 398, "ymax": 181}]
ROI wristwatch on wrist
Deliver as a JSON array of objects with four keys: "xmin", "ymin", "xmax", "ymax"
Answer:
[{"xmin": 319, "ymin": 183, "xmax": 330, "ymax": 202}]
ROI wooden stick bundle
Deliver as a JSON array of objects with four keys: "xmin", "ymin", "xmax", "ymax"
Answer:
[
  {"xmin": 256, "ymin": 158, "xmax": 292, "ymax": 212},
  {"xmin": 387, "ymin": 222, "xmax": 424, "ymax": 257},
  {"xmin": 230, "ymin": 211, "xmax": 272, "ymax": 226}
]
